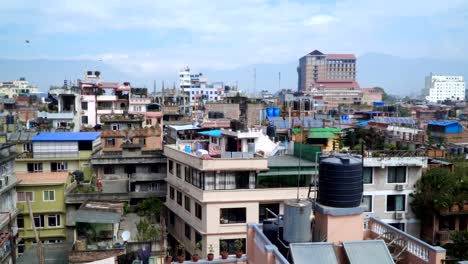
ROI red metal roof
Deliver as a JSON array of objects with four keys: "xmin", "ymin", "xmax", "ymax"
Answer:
[{"xmin": 326, "ymin": 54, "xmax": 356, "ymax": 60}]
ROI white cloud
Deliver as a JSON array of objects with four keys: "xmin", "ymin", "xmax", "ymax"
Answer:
[{"xmin": 304, "ymin": 15, "xmax": 337, "ymax": 26}]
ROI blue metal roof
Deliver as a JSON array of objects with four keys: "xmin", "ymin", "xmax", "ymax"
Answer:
[
  {"xmin": 197, "ymin": 130, "xmax": 222, "ymax": 137},
  {"xmin": 32, "ymin": 132, "xmax": 100, "ymax": 142},
  {"xmin": 428, "ymin": 120, "xmax": 459, "ymax": 126}
]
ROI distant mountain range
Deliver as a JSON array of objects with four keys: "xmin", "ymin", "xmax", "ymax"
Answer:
[{"xmin": 0, "ymin": 53, "xmax": 467, "ymax": 96}]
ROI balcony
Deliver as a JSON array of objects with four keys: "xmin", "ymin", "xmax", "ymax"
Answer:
[{"xmin": 96, "ymin": 95, "xmax": 118, "ymax": 101}]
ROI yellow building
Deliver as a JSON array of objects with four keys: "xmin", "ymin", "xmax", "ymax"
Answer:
[{"xmin": 15, "ymin": 172, "xmax": 73, "ymax": 253}]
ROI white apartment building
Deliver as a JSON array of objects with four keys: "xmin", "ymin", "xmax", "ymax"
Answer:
[
  {"xmin": 164, "ymin": 130, "xmax": 311, "ymax": 257},
  {"xmin": 425, "ymin": 74, "xmax": 465, "ymax": 102},
  {"xmin": 0, "ymin": 78, "xmax": 40, "ymax": 98},
  {"xmin": 361, "ymin": 151, "xmax": 428, "ymax": 237},
  {"xmin": 179, "ymin": 67, "xmax": 224, "ymax": 104}
]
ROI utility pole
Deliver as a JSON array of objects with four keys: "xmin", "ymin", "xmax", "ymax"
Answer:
[
  {"xmin": 278, "ymin": 72, "xmax": 281, "ymax": 91},
  {"xmin": 27, "ymin": 198, "xmax": 44, "ymax": 264}
]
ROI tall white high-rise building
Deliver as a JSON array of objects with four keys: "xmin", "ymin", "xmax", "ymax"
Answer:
[
  {"xmin": 179, "ymin": 66, "xmax": 224, "ymax": 104},
  {"xmin": 425, "ymin": 74, "xmax": 465, "ymax": 102}
]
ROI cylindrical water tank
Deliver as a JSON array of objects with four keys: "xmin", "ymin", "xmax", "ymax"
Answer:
[
  {"xmin": 318, "ymin": 155, "xmax": 363, "ymax": 208},
  {"xmin": 283, "ymin": 199, "xmax": 312, "ymax": 243},
  {"xmin": 184, "ymin": 145, "xmax": 191, "ymax": 153}
]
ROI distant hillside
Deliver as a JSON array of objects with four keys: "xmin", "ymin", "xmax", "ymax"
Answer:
[{"xmin": 0, "ymin": 54, "xmax": 467, "ymax": 95}]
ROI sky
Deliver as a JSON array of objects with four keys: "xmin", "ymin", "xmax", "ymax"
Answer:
[{"xmin": 1, "ymin": 0, "xmax": 467, "ymax": 82}]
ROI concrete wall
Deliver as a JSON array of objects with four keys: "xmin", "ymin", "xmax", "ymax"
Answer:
[{"xmin": 205, "ymin": 103, "xmax": 240, "ymax": 120}]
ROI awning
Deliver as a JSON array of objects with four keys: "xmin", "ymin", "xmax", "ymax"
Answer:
[
  {"xmin": 75, "ymin": 210, "xmax": 121, "ymax": 224},
  {"xmin": 308, "ymin": 131, "xmax": 335, "ymax": 139},
  {"xmin": 197, "ymin": 130, "xmax": 222, "ymax": 137}
]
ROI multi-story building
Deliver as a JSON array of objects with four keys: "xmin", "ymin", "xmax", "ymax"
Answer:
[
  {"xmin": 164, "ymin": 129, "xmax": 312, "ymax": 257},
  {"xmin": 307, "ymin": 80, "xmax": 362, "ymax": 105},
  {"xmin": 15, "ymin": 172, "xmax": 73, "ymax": 253},
  {"xmin": 425, "ymin": 74, "xmax": 465, "ymax": 102},
  {"xmin": 361, "ymin": 87, "xmax": 384, "ymax": 105},
  {"xmin": 152, "ymin": 88, "xmax": 191, "ymax": 122},
  {"xmin": 0, "ymin": 143, "xmax": 19, "ymax": 263},
  {"xmin": 15, "ymin": 132, "xmax": 101, "ymax": 181},
  {"xmin": 360, "ymin": 150, "xmax": 428, "ymax": 237},
  {"xmin": 297, "ymin": 50, "xmax": 356, "ymax": 92},
  {"xmin": 179, "ymin": 67, "xmax": 224, "ymax": 104},
  {"xmin": 0, "ymin": 78, "xmax": 40, "ymax": 98}
]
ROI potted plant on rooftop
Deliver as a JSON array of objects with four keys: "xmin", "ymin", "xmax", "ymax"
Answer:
[
  {"xmin": 192, "ymin": 241, "xmax": 202, "ymax": 262},
  {"xmin": 177, "ymin": 244, "xmax": 185, "ymax": 263},
  {"xmin": 234, "ymin": 239, "xmax": 243, "ymax": 258},
  {"xmin": 220, "ymin": 241, "xmax": 229, "ymax": 259},
  {"xmin": 207, "ymin": 244, "xmax": 214, "ymax": 261}
]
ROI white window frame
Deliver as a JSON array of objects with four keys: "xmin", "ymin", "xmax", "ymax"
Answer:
[
  {"xmin": 43, "ymin": 190, "xmax": 55, "ymax": 202},
  {"xmin": 362, "ymin": 195, "xmax": 373, "ymax": 213},
  {"xmin": 363, "ymin": 167, "xmax": 374, "ymax": 185},
  {"xmin": 51, "ymin": 162, "xmax": 68, "ymax": 172},
  {"xmin": 47, "ymin": 214, "xmax": 61, "ymax": 227},
  {"xmin": 33, "ymin": 215, "xmax": 45, "ymax": 228},
  {"xmin": 385, "ymin": 194, "xmax": 407, "ymax": 213},
  {"xmin": 386, "ymin": 166, "xmax": 408, "ymax": 184},
  {"xmin": 17, "ymin": 191, "xmax": 34, "ymax": 202}
]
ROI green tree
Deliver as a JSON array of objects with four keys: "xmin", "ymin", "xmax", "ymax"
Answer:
[
  {"xmin": 136, "ymin": 218, "xmax": 160, "ymax": 242},
  {"xmin": 138, "ymin": 197, "xmax": 163, "ymax": 222},
  {"xmin": 411, "ymin": 168, "xmax": 458, "ymax": 221},
  {"xmin": 448, "ymin": 230, "xmax": 468, "ymax": 260}
]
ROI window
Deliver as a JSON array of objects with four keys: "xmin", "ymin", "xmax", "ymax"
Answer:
[
  {"xmin": 146, "ymin": 119, "xmax": 152, "ymax": 125},
  {"xmin": 177, "ymin": 191, "xmax": 182, "ymax": 205},
  {"xmin": 105, "ymin": 138, "xmax": 116, "ymax": 147},
  {"xmin": 170, "ymin": 187, "xmax": 175, "ymax": 200},
  {"xmin": 81, "ymin": 102, "xmax": 88, "ymax": 110},
  {"xmin": 259, "ymin": 203, "xmax": 279, "ymax": 222},
  {"xmin": 27, "ymin": 163, "xmax": 43, "ymax": 173},
  {"xmin": 18, "ymin": 240, "xmax": 25, "ymax": 254},
  {"xmin": 51, "ymin": 162, "xmax": 68, "ymax": 172},
  {"xmin": 362, "ymin": 195, "xmax": 372, "ymax": 212},
  {"xmin": 388, "ymin": 167, "xmax": 406, "ymax": 183},
  {"xmin": 176, "ymin": 163, "xmax": 181, "ymax": 178},
  {"xmin": 387, "ymin": 195, "xmax": 406, "ymax": 211},
  {"xmin": 195, "ymin": 203, "xmax": 202, "ymax": 220},
  {"xmin": 184, "ymin": 196, "xmax": 191, "ymax": 212},
  {"xmin": 185, "ymin": 167, "xmax": 192, "ymax": 183},
  {"xmin": 33, "ymin": 215, "xmax": 45, "ymax": 228},
  {"xmin": 247, "ymin": 138, "xmax": 255, "ymax": 144},
  {"xmin": 220, "ymin": 208, "xmax": 246, "ymax": 224},
  {"xmin": 17, "ymin": 192, "xmax": 34, "ymax": 202},
  {"xmin": 389, "ymin": 223, "xmax": 405, "ymax": 231},
  {"xmin": 195, "ymin": 231, "xmax": 202, "ymax": 245},
  {"xmin": 169, "ymin": 160, "xmax": 174, "ymax": 174},
  {"xmin": 17, "ymin": 215, "xmax": 24, "ymax": 228},
  {"xmin": 185, "ymin": 223, "xmax": 191, "ymax": 240},
  {"xmin": 169, "ymin": 211, "xmax": 175, "ymax": 226},
  {"xmin": 23, "ymin": 143, "xmax": 32, "ymax": 152},
  {"xmin": 192, "ymin": 170, "xmax": 202, "ymax": 188},
  {"xmin": 104, "ymin": 166, "xmax": 115, "ymax": 174},
  {"xmin": 47, "ymin": 214, "xmax": 61, "ymax": 227},
  {"xmin": 219, "ymin": 239, "xmax": 246, "ymax": 255},
  {"xmin": 43, "ymin": 190, "xmax": 55, "ymax": 201},
  {"xmin": 139, "ymin": 137, "xmax": 146, "ymax": 145},
  {"xmin": 81, "ymin": 116, "xmax": 88, "ymax": 124},
  {"xmin": 363, "ymin": 167, "xmax": 373, "ymax": 184}
]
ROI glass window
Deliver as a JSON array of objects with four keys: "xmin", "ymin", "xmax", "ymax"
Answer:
[
  {"xmin": 17, "ymin": 240, "xmax": 25, "ymax": 254},
  {"xmin": 170, "ymin": 187, "xmax": 175, "ymax": 200},
  {"xmin": 43, "ymin": 190, "xmax": 55, "ymax": 201},
  {"xmin": 48, "ymin": 214, "xmax": 61, "ymax": 227},
  {"xmin": 387, "ymin": 195, "xmax": 406, "ymax": 211},
  {"xmin": 389, "ymin": 222, "xmax": 405, "ymax": 231},
  {"xmin": 176, "ymin": 163, "xmax": 181, "ymax": 178},
  {"xmin": 195, "ymin": 231, "xmax": 202, "ymax": 245},
  {"xmin": 169, "ymin": 211, "xmax": 175, "ymax": 226},
  {"xmin": 195, "ymin": 202, "xmax": 202, "ymax": 220},
  {"xmin": 51, "ymin": 162, "xmax": 68, "ymax": 172},
  {"xmin": 169, "ymin": 160, "xmax": 174, "ymax": 174},
  {"xmin": 185, "ymin": 167, "xmax": 192, "ymax": 183},
  {"xmin": 185, "ymin": 223, "xmax": 191, "ymax": 240},
  {"xmin": 362, "ymin": 195, "xmax": 372, "ymax": 212},
  {"xmin": 177, "ymin": 191, "xmax": 182, "ymax": 205},
  {"xmin": 388, "ymin": 167, "xmax": 406, "ymax": 183},
  {"xmin": 219, "ymin": 239, "xmax": 246, "ymax": 255},
  {"xmin": 220, "ymin": 208, "xmax": 246, "ymax": 224},
  {"xmin": 105, "ymin": 138, "xmax": 115, "ymax": 147},
  {"xmin": 184, "ymin": 196, "xmax": 191, "ymax": 212},
  {"xmin": 363, "ymin": 167, "xmax": 373, "ymax": 184},
  {"xmin": 17, "ymin": 215, "xmax": 24, "ymax": 228},
  {"xmin": 17, "ymin": 192, "xmax": 34, "ymax": 202},
  {"xmin": 33, "ymin": 215, "xmax": 45, "ymax": 228},
  {"xmin": 81, "ymin": 102, "xmax": 88, "ymax": 110},
  {"xmin": 259, "ymin": 203, "xmax": 279, "ymax": 222},
  {"xmin": 81, "ymin": 116, "xmax": 88, "ymax": 124},
  {"xmin": 27, "ymin": 163, "xmax": 43, "ymax": 173}
]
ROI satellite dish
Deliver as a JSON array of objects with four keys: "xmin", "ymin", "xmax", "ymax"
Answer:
[{"xmin": 121, "ymin": 230, "xmax": 131, "ymax": 241}]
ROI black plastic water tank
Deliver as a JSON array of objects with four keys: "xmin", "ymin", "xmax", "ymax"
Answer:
[{"xmin": 318, "ymin": 154, "xmax": 362, "ymax": 208}]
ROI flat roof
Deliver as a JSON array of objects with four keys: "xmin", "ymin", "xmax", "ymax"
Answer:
[
  {"xmin": 267, "ymin": 155, "xmax": 315, "ymax": 167},
  {"xmin": 168, "ymin": 124, "xmax": 201, "ymax": 131},
  {"xmin": 32, "ymin": 132, "xmax": 100, "ymax": 142},
  {"xmin": 17, "ymin": 172, "xmax": 70, "ymax": 185},
  {"xmin": 428, "ymin": 120, "xmax": 459, "ymax": 126}
]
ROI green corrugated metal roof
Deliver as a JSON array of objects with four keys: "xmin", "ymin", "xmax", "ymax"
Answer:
[
  {"xmin": 308, "ymin": 131, "xmax": 335, "ymax": 139},
  {"xmin": 343, "ymin": 240, "xmax": 394, "ymax": 264},
  {"xmin": 290, "ymin": 243, "xmax": 338, "ymax": 264},
  {"xmin": 310, "ymin": 128, "xmax": 342, "ymax": 132}
]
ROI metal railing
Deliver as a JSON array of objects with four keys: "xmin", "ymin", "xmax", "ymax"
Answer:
[{"xmin": 323, "ymin": 149, "xmax": 428, "ymax": 158}]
